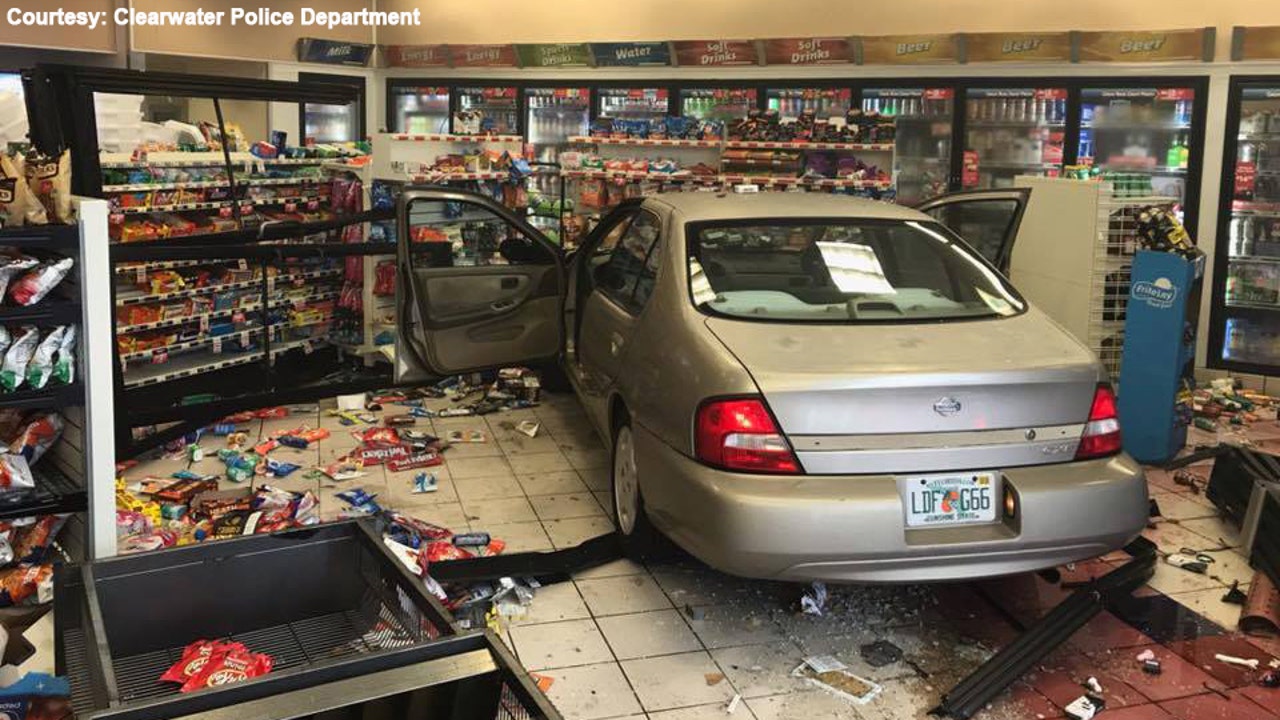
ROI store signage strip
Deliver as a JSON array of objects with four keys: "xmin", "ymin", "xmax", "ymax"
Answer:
[
  {"xmin": 383, "ymin": 44, "xmax": 450, "ymax": 68},
  {"xmin": 672, "ymin": 40, "xmax": 758, "ymax": 66},
  {"xmin": 859, "ymin": 34, "xmax": 959, "ymax": 64},
  {"xmin": 296, "ymin": 38, "xmax": 375, "ymax": 66},
  {"xmin": 516, "ymin": 43, "xmax": 593, "ymax": 67},
  {"xmin": 1076, "ymin": 28, "xmax": 1213, "ymax": 62},
  {"xmin": 963, "ymin": 32, "xmax": 1071, "ymax": 62},
  {"xmin": 591, "ymin": 42, "xmax": 671, "ymax": 67},
  {"xmin": 451, "ymin": 44, "xmax": 519, "ymax": 68},
  {"xmin": 762, "ymin": 37, "xmax": 853, "ymax": 65},
  {"xmin": 1232, "ymin": 26, "xmax": 1280, "ymax": 61}
]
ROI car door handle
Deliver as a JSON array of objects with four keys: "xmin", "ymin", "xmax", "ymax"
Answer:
[
  {"xmin": 491, "ymin": 299, "xmax": 516, "ymax": 312},
  {"xmin": 610, "ymin": 332, "xmax": 624, "ymax": 356}
]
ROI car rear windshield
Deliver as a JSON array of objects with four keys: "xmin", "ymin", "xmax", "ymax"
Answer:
[{"xmin": 687, "ymin": 218, "xmax": 1026, "ymax": 323}]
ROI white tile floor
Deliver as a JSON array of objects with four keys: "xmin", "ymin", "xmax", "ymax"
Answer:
[{"xmin": 103, "ymin": 391, "xmax": 1279, "ymax": 720}]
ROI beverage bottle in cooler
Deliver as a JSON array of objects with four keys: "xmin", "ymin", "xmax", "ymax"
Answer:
[{"xmin": 1178, "ymin": 134, "xmax": 1190, "ymax": 168}]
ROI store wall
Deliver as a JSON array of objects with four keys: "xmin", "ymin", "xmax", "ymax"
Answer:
[
  {"xmin": 130, "ymin": 0, "xmax": 374, "ymax": 63},
  {"xmin": 378, "ymin": 0, "xmax": 1277, "ymax": 61},
  {"xmin": 0, "ymin": 0, "xmax": 116, "ymax": 54},
  {"xmin": 267, "ymin": 62, "xmax": 379, "ymax": 141},
  {"xmin": 141, "ymin": 55, "xmax": 271, "ymax": 144}
]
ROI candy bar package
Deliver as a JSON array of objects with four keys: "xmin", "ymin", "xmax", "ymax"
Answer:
[
  {"xmin": 52, "ymin": 326, "xmax": 75, "ymax": 385},
  {"xmin": 23, "ymin": 151, "xmax": 71, "ymax": 224},
  {"xmin": 9, "ymin": 258, "xmax": 74, "ymax": 306},
  {"xmin": 25, "ymin": 327, "xmax": 64, "ymax": 390},
  {"xmin": 160, "ymin": 640, "xmax": 249, "ymax": 685},
  {"xmin": 0, "ymin": 154, "xmax": 46, "ymax": 228},
  {"xmin": 0, "ymin": 327, "xmax": 38, "ymax": 392},
  {"xmin": 9, "ymin": 413, "xmax": 64, "ymax": 465}
]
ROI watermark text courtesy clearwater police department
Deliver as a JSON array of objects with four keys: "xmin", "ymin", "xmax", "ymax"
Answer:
[{"xmin": 6, "ymin": 7, "xmax": 423, "ymax": 31}]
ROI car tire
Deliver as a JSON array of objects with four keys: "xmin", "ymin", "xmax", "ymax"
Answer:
[{"xmin": 611, "ymin": 414, "xmax": 664, "ymax": 560}]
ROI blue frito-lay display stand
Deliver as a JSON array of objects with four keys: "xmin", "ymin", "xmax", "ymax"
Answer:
[{"xmin": 1118, "ymin": 249, "xmax": 1204, "ymax": 464}]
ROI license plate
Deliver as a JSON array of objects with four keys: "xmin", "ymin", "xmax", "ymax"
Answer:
[{"xmin": 900, "ymin": 472, "xmax": 1000, "ymax": 528}]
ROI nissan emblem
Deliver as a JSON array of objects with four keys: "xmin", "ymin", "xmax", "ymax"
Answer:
[{"xmin": 933, "ymin": 397, "xmax": 962, "ymax": 416}]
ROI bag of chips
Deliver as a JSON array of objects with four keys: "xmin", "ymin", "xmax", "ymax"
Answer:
[
  {"xmin": 0, "ymin": 154, "xmax": 46, "ymax": 228},
  {"xmin": 23, "ymin": 150, "xmax": 71, "ymax": 224},
  {"xmin": 180, "ymin": 645, "xmax": 273, "ymax": 693},
  {"xmin": 10, "ymin": 257, "xmax": 74, "ymax": 306},
  {"xmin": 160, "ymin": 640, "xmax": 248, "ymax": 685},
  {"xmin": 11, "ymin": 514, "xmax": 68, "ymax": 564},
  {"xmin": 53, "ymin": 325, "xmax": 75, "ymax": 385},
  {"xmin": 10, "ymin": 413, "xmax": 65, "ymax": 465},
  {"xmin": 0, "ymin": 253, "xmax": 38, "ymax": 298},
  {"xmin": 0, "ymin": 564, "xmax": 52, "ymax": 606},
  {"xmin": 0, "ymin": 326, "xmax": 38, "ymax": 391},
  {"xmin": 26, "ymin": 326, "xmax": 64, "ymax": 389}
]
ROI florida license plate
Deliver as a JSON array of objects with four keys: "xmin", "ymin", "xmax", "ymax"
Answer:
[{"xmin": 900, "ymin": 472, "xmax": 1000, "ymax": 528}]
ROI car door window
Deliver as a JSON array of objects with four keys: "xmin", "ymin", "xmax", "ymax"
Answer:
[
  {"xmin": 922, "ymin": 199, "xmax": 1021, "ymax": 266},
  {"xmin": 597, "ymin": 211, "xmax": 661, "ymax": 313},
  {"xmin": 588, "ymin": 212, "xmax": 636, "ymax": 274},
  {"xmin": 407, "ymin": 199, "xmax": 552, "ymax": 269}
]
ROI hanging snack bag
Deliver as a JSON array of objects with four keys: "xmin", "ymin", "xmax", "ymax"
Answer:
[
  {"xmin": 0, "ymin": 563, "xmax": 52, "ymax": 606},
  {"xmin": 0, "ymin": 326, "xmax": 38, "ymax": 391},
  {"xmin": 0, "ymin": 154, "xmax": 46, "ymax": 227},
  {"xmin": 11, "ymin": 514, "xmax": 68, "ymax": 564},
  {"xmin": 23, "ymin": 150, "xmax": 71, "ymax": 224},
  {"xmin": 53, "ymin": 325, "xmax": 76, "ymax": 385},
  {"xmin": 25, "ymin": 326, "xmax": 65, "ymax": 389},
  {"xmin": 10, "ymin": 413, "xmax": 65, "ymax": 465},
  {"xmin": 0, "ymin": 254, "xmax": 39, "ymax": 298},
  {"xmin": 0, "ymin": 453, "xmax": 33, "ymax": 493},
  {"xmin": 10, "ymin": 258, "xmax": 74, "ymax": 306}
]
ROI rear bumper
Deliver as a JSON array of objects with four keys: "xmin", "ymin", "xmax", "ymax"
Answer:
[{"xmin": 635, "ymin": 424, "xmax": 1148, "ymax": 583}]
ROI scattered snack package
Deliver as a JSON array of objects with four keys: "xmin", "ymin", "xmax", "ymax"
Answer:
[{"xmin": 791, "ymin": 656, "xmax": 882, "ymax": 705}]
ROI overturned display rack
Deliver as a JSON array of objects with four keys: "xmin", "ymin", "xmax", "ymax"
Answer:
[{"xmin": 56, "ymin": 520, "xmax": 561, "ymax": 720}]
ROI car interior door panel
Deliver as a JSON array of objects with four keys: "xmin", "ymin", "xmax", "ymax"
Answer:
[
  {"xmin": 915, "ymin": 188, "xmax": 1031, "ymax": 273},
  {"xmin": 394, "ymin": 189, "xmax": 564, "ymax": 383}
]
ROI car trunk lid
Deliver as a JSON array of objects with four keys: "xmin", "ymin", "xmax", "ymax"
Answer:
[{"xmin": 703, "ymin": 310, "xmax": 1101, "ymax": 474}]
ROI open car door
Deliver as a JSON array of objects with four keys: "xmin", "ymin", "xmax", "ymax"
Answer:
[
  {"xmin": 915, "ymin": 188, "xmax": 1031, "ymax": 273},
  {"xmin": 395, "ymin": 188, "xmax": 565, "ymax": 384}
]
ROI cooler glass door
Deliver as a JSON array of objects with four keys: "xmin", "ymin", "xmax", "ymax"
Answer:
[
  {"xmin": 964, "ymin": 87, "xmax": 1067, "ymax": 190},
  {"xmin": 862, "ymin": 87, "xmax": 954, "ymax": 204}
]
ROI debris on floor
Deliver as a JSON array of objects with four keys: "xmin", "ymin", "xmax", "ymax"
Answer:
[
  {"xmin": 1063, "ymin": 693, "xmax": 1103, "ymax": 720},
  {"xmin": 792, "ymin": 655, "xmax": 882, "ymax": 705},
  {"xmin": 1223, "ymin": 580, "xmax": 1248, "ymax": 605},
  {"xmin": 1215, "ymin": 652, "xmax": 1261, "ymax": 669},
  {"xmin": 1191, "ymin": 378, "xmax": 1279, "ymax": 431},
  {"xmin": 799, "ymin": 581, "xmax": 828, "ymax": 616},
  {"xmin": 858, "ymin": 639, "xmax": 903, "ymax": 668},
  {"xmin": 1242, "ymin": 571, "xmax": 1280, "ymax": 637}
]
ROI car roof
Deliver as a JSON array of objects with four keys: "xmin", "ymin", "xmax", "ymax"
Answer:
[{"xmin": 642, "ymin": 192, "xmax": 932, "ymax": 222}]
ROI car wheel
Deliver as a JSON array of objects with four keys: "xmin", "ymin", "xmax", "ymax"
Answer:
[{"xmin": 611, "ymin": 417, "xmax": 662, "ymax": 559}]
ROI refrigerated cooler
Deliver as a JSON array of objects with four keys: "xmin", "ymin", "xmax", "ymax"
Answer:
[
  {"xmin": 862, "ymin": 87, "xmax": 954, "ymax": 204},
  {"xmin": 299, "ymin": 72, "xmax": 365, "ymax": 143},
  {"xmin": 597, "ymin": 87, "xmax": 669, "ymax": 120},
  {"xmin": 454, "ymin": 85, "xmax": 519, "ymax": 135},
  {"xmin": 766, "ymin": 87, "xmax": 851, "ymax": 121},
  {"xmin": 681, "ymin": 88, "xmax": 758, "ymax": 121},
  {"xmin": 1210, "ymin": 81, "xmax": 1280, "ymax": 372},
  {"xmin": 525, "ymin": 87, "xmax": 589, "ymax": 162},
  {"xmin": 388, "ymin": 84, "xmax": 450, "ymax": 134},
  {"xmin": 964, "ymin": 87, "xmax": 1066, "ymax": 189},
  {"xmin": 1078, "ymin": 86, "xmax": 1195, "ymax": 209}
]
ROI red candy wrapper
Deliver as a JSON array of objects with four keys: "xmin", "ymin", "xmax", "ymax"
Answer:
[
  {"xmin": 160, "ymin": 640, "xmax": 247, "ymax": 685},
  {"xmin": 354, "ymin": 427, "xmax": 399, "ymax": 447},
  {"xmin": 253, "ymin": 407, "xmax": 289, "ymax": 420},
  {"xmin": 387, "ymin": 451, "xmax": 443, "ymax": 472},
  {"xmin": 352, "ymin": 445, "xmax": 409, "ymax": 467},
  {"xmin": 425, "ymin": 541, "xmax": 473, "ymax": 562},
  {"xmin": 180, "ymin": 645, "xmax": 273, "ymax": 693}
]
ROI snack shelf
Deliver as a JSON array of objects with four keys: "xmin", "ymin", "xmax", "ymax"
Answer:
[
  {"xmin": 270, "ymin": 336, "xmax": 329, "ymax": 358},
  {"xmin": 0, "ymin": 299, "xmax": 82, "ymax": 325},
  {"xmin": 562, "ymin": 169, "xmax": 892, "ymax": 189},
  {"xmin": 387, "ymin": 133, "xmax": 523, "ymax": 143},
  {"xmin": 118, "ymin": 201, "xmax": 231, "ymax": 215},
  {"xmin": 115, "ymin": 267, "xmax": 341, "ymax": 306},
  {"xmin": 0, "ymin": 462, "xmax": 86, "ymax": 523},
  {"xmin": 568, "ymin": 136, "xmax": 722, "ymax": 148},
  {"xmin": 0, "ymin": 382, "xmax": 84, "ymax": 411},
  {"xmin": 100, "ymin": 153, "xmax": 333, "ymax": 169},
  {"xmin": 121, "ymin": 314, "xmax": 333, "ymax": 363},
  {"xmin": 115, "ymin": 260, "xmax": 228, "ymax": 275},
  {"xmin": 397, "ymin": 171, "xmax": 510, "ymax": 183},
  {"xmin": 724, "ymin": 141, "xmax": 895, "ymax": 151},
  {"xmin": 122, "ymin": 348, "xmax": 263, "ymax": 388},
  {"xmin": 118, "ymin": 289, "xmax": 340, "ymax": 334},
  {"xmin": 103, "ymin": 177, "xmax": 326, "ymax": 193}
]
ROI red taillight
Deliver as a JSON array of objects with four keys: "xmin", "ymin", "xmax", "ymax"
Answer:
[
  {"xmin": 1076, "ymin": 384, "xmax": 1122, "ymax": 460},
  {"xmin": 695, "ymin": 397, "xmax": 801, "ymax": 474}
]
